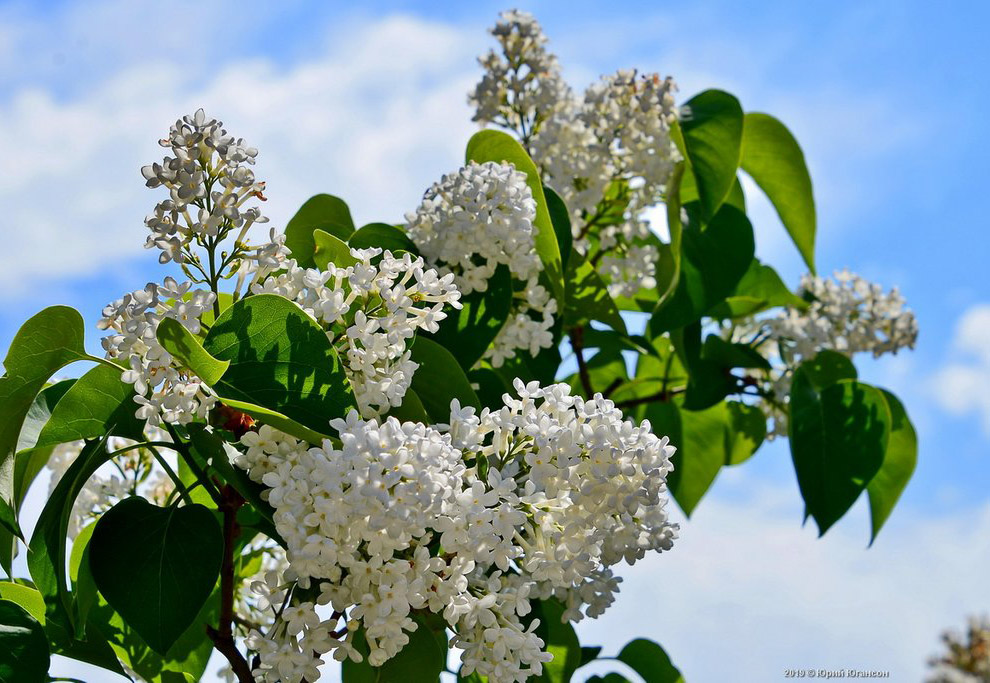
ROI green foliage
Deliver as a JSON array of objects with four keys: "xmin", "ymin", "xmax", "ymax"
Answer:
[
  {"xmin": 313, "ymin": 228, "xmax": 359, "ymax": 269},
  {"xmin": 466, "ymin": 130, "xmax": 565, "ymax": 305},
  {"xmin": 202, "ymin": 294, "xmax": 357, "ymax": 433},
  {"xmin": 531, "ymin": 600, "xmax": 582, "ymax": 683},
  {"xmin": 0, "ymin": 599, "xmax": 49, "ymax": 683},
  {"xmin": 650, "ymin": 203, "xmax": 755, "ymax": 335},
  {"xmin": 409, "ymin": 337, "xmax": 481, "ymax": 422},
  {"xmin": 790, "ymin": 363, "xmax": 891, "ymax": 535},
  {"xmin": 89, "ymin": 497, "xmax": 222, "ymax": 655},
  {"xmin": 427, "ymin": 264, "xmax": 513, "ymax": 371},
  {"xmin": 157, "ymin": 317, "xmax": 230, "ymax": 385},
  {"xmin": 674, "ymin": 89, "xmax": 744, "ymax": 222},
  {"xmin": 740, "ymin": 112, "xmax": 816, "ymax": 272},
  {"xmin": 284, "ymin": 194, "xmax": 356, "ymax": 267},
  {"xmin": 0, "ymin": 307, "xmax": 93, "ymax": 543},
  {"xmin": 564, "ymin": 249, "xmax": 627, "ymax": 333},
  {"xmin": 34, "ymin": 364, "xmax": 146, "ymax": 448},
  {"xmin": 342, "ymin": 614, "xmax": 445, "ymax": 682},
  {"xmin": 867, "ymin": 390, "xmax": 917, "ymax": 543},
  {"xmin": 707, "ymin": 258, "xmax": 807, "ymax": 319},
  {"xmin": 348, "ymin": 222, "xmax": 419, "ymax": 254},
  {"xmin": 616, "ymin": 638, "xmax": 685, "ymax": 683}
]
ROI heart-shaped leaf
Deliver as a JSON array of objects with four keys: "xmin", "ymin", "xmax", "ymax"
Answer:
[{"xmin": 88, "ymin": 497, "xmax": 222, "ymax": 655}]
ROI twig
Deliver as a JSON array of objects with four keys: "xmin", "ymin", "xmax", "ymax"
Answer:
[
  {"xmin": 207, "ymin": 485, "xmax": 253, "ymax": 683},
  {"xmin": 601, "ymin": 377, "xmax": 625, "ymax": 399},
  {"xmin": 568, "ymin": 326, "xmax": 595, "ymax": 396}
]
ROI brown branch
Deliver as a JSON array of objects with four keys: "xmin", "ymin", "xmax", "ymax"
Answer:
[
  {"xmin": 207, "ymin": 485, "xmax": 253, "ymax": 683},
  {"xmin": 568, "ymin": 326, "xmax": 595, "ymax": 397}
]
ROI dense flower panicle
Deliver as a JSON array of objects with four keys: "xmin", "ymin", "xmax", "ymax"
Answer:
[
  {"xmin": 580, "ymin": 70, "xmax": 679, "ymax": 210},
  {"xmin": 470, "ymin": 10, "xmax": 569, "ymax": 135},
  {"xmin": 253, "ymin": 247, "xmax": 461, "ymax": 417},
  {"xmin": 235, "ymin": 380, "xmax": 676, "ymax": 682},
  {"xmin": 471, "ymin": 13, "xmax": 679, "ymax": 303},
  {"xmin": 406, "ymin": 160, "xmax": 556, "ymax": 367},
  {"xmin": 98, "ymin": 277, "xmax": 218, "ymax": 426},
  {"xmin": 141, "ymin": 109, "xmax": 286, "ymax": 289},
  {"xmin": 728, "ymin": 269, "xmax": 919, "ymax": 437}
]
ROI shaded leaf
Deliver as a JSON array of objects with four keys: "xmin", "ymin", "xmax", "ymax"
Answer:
[
  {"xmin": 89, "ymin": 497, "xmax": 222, "ymax": 655},
  {"xmin": 617, "ymin": 638, "xmax": 684, "ymax": 683},
  {"xmin": 564, "ymin": 249, "xmax": 626, "ymax": 333},
  {"xmin": 867, "ymin": 390, "xmax": 917, "ymax": 542},
  {"xmin": 157, "ymin": 317, "xmax": 229, "ymax": 384},
  {"xmin": 409, "ymin": 337, "xmax": 481, "ymax": 422},
  {"xmin": 0, "ymin": 599, "xmax": 49, "ymax": 683},
  {"xmin": 427, "ymin": 264, "xmax": 512, "ymax": 371},
  {"xmin": 790, "ymin": 371, "xmax": 891, "ymax": 535},
  {"xmin": 349, "ymin": 223, "xmax": 419, "ymax": 254}
]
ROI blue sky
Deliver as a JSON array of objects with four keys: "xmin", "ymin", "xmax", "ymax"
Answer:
[{"xmin": 1, "ymin": 1, "xmax": 988, "ymax": 680}]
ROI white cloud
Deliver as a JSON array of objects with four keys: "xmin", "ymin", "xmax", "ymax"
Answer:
[
  {"xmin": 932, "ymin": 304, "xmax": 990, "ymax": 436},
  {"xmin": 0, "ymin": 8, "xmax": 479, "ymax": 299},
  {"xmin": 575, "ymin": 469, "xmax": 990, "ymax": 681}
]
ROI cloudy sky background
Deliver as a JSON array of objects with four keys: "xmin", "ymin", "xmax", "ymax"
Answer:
[{"xmin": 1, "ymin": 0, "xmax": 988, "ymax": 680}]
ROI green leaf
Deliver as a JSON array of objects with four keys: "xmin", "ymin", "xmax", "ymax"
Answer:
[
  {"xmin": 0, "ymin": 583, "xmax": 45, "ymax": 624},
  {"xmin": 284, "ymin": 194, "xmax": 355, "ymax": 267},
  {"xmin": 532, "ymin": 599, "xmax": 581, "ymax": 683},
  {"xmin": 707, "ymin": 259, "xmax": 807, "ymax": 319},
  {"xmin": 202, "ymin": 294, "xmax": 357, "ymax": 435},
  {"xmin": 701, "ymin": 335, "xmax": 771, "ymax": 371},
  {"xmin": 385, "ymin": 388, "xmax": 431, "ymax": 424},
  {"xmin": 726, "ymin": 402, "xmax": 767, "ymax": 465},
  {"xmin": 587, "ymin": 675, "xmax": 631, "ymax": 683},
  {"xmin": 866, "ymin": 390, "xmax": 917, "ymax": 543},
  {"xmin": 68, "ymin": 523, "xmax": 98, "ymax": 637},
  {"xmin": 650, "ymin": 203, "xmax": 755, "ymax": 334},
  {"xmin": 157, "ymin": 317, "xmax": 229, "ymax": 385},
  {"xmin": 409, "ymin": 337, "xmax": 481, "ymax": 422},
  {"xmin": 674, "ymin": 323, "xmax": 736, "ymax": 411},
  {"xmin": 349, "ymin": 223, "xmax": 419, "ymax": 254},
  {"xmin": 34, "ymin": 364, "xmax": 145, "ymax": 448},
  {"xmin": 741, "ymin": 112, "xmax": 816, "ymax": 272},
  {"xmin": 469, "ymin": 366, "xmax": 511, "ymax": 412},
  {"xmin": 342, "ymin": 614, "xmax": 445, "ymax": 682},
  {"xmin": 466, "ymin": 130, "xmax": 564, "ymax": 306},
  {"xmin": 616, "ymin": 638, "xmax": 684, "ymax": 683},
  {"xmin": 0, "ymin": 307, "xmax": 91, "ymax": 538},
  {"xmin": 799, "ymin": 350, "xmax": 857, "ymax": 390},
  {"xmin": 580, "ymin": 645, "xmax": 602, "ymax": 666},
  {"xmin": 28, "ymin": 436, "xmax": 113, "ymax": 641},
  {"xmin": 677, "ymin": 90, "xmax": 744, "ymax": 222},
  {"xmin": 789, "ymin": 371, "xmax": 891, "ymax": 535},
  {"xmin": 313, "ymin": 228, "xmax": 359, "ymax": 269},
  {"xmin": 568, "ymin": 351, "xmax": 628, "ymax": 397},
  {"xmin": 543, "ymin": 186, "xmax": 573, "ymax": 273},
  {"xmin": 655, "ymin": 163, "xmax": 685, "ymax": 310},
  {"xmin": 0, "ymin": 599, "xmax": 50, "ymax": 683},
  {"xmin": 426, "ymin": 264, "xmax": 513, "ymax": 371},
  {"xmin": 89, "ymin": 497, "xmax": 222, "ymax": 655},
  {"xmin": 564, "ymin": 249, "xmax": 627, "ymax": 333},
  {"xmin": 14, "ymin": 379, "xmax": 76, "ymax": 454}
]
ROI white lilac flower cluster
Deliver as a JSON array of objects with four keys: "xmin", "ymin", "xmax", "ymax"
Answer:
[
  {"xmin": 98, "ymin": 277, "xmax": 218, "ymax": 426},
  {"xmin": 406, "ymin": 161, "xmax": 556, "ymax": 368},
  {"xmin": 470, "ymin": 10, "xmax": 569, "ymax": 139},
  {"xmin": 730, "ymin": 269, "xmax": 919, "ymax": 437},
  {"xmin": 472, "ymin": 13, "xmax": 679, "ymax": 303},
  {"xmin": 235, "ymin": 379, "xmax": 677, "ymax": 683},
  {"xmin": 141, "ymin": 109, "xmax": 277, "ymax": 273},
  {"xmin": 252, "ymin": 247, "xmax": 461, "ymax": 417}
]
